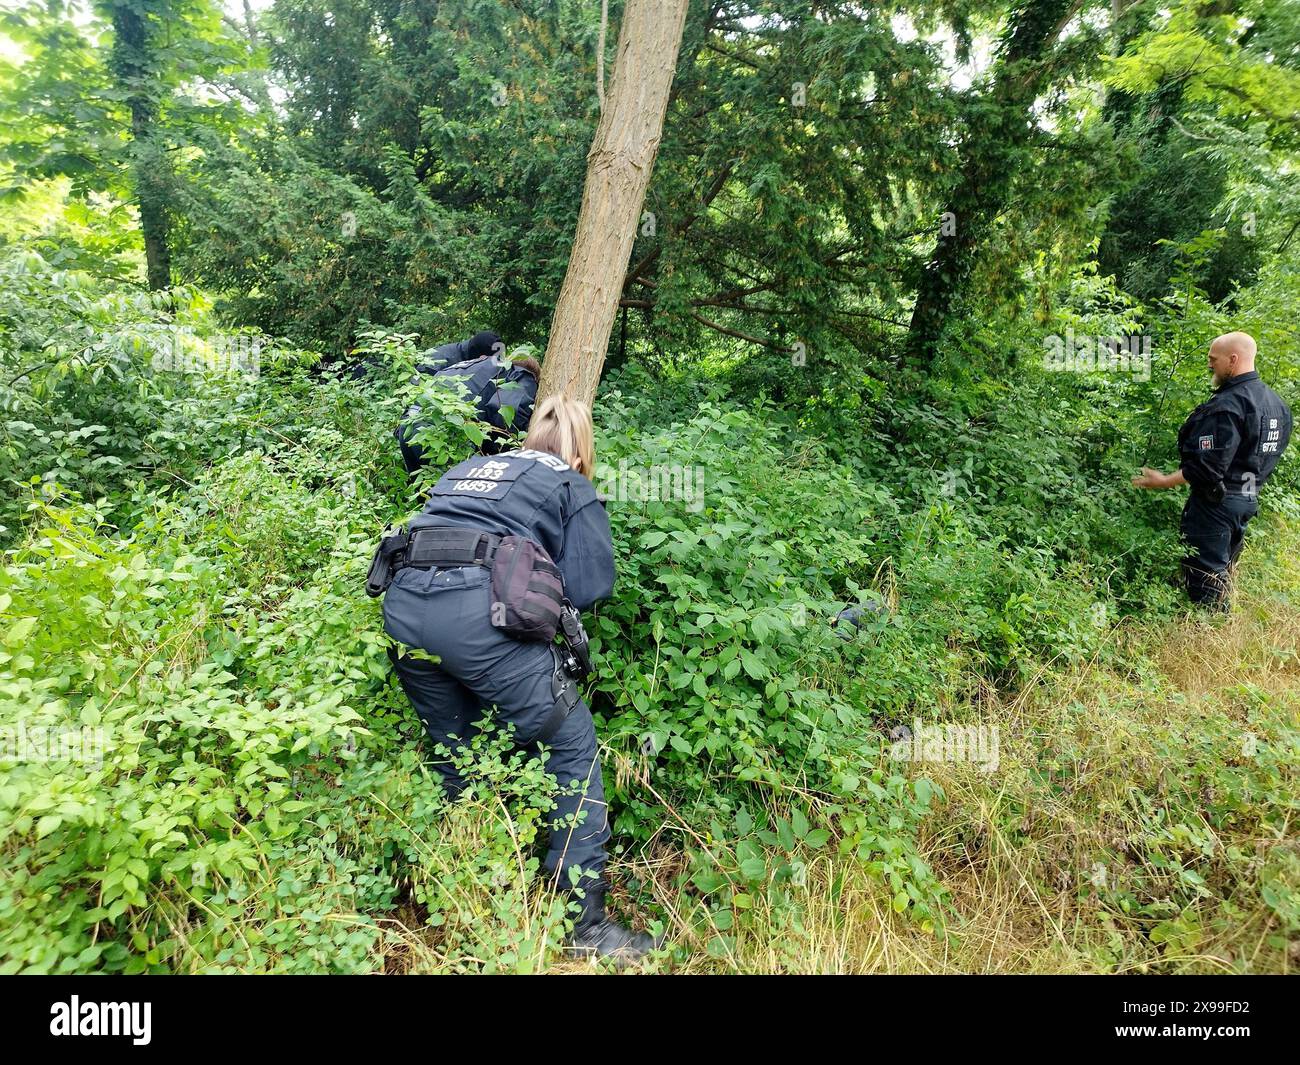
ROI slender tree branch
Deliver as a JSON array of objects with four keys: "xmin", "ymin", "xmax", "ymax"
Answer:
[
  {"xmin": 689, "ymin": 310, "xmax": 790, "ymax": 349},
  {"xmin": 596, "ymin": 0, "xmax": 608, "ymax": 112}
]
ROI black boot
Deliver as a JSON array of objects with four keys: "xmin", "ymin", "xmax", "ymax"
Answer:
[{"xmin": 566, "ymin": 884, "xmax": 658, "ymax": 966}]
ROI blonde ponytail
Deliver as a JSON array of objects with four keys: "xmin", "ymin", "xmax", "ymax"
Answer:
[{"xmin": 524, "ymin": 394, "xmax": 596, "ymax": 478}]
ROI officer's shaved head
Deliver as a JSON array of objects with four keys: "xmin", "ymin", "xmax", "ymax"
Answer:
[{"xmin": 1208, "ymin": 331, "xmax": 1257, "ymax": 385}]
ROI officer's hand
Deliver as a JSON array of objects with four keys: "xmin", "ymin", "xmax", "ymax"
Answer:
[{"xmin": 1131, "ymin": 467, "xmax": 1167, "ymax": 490}]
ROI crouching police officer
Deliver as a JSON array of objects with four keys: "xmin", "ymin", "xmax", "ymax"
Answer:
[
  {"xmin": 1133, "ymin": 331, "xmax": 1292, "ymax": 607},
  {"xmin": 444, "ymin": 352, "xmax": 541, "ymax": 449},
  {"xmin": 377, "ymin": 395, "xmax": 657, "ymax": 963},
  {"xmin": 397, "ymin": 347, "xmax": 541, "ymax": 475},
  {"xmin": 419, "ymin": 329, "xmax": 502, "ymax": 375},
  {"xmin": 396, "ymin": 330, "xmax": 500, "ymax": 473}
]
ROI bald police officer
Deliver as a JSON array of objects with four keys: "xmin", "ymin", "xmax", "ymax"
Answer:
[{"xmin": 1133, "ymin": 331, "xmax": 1292, "ymax": 607}]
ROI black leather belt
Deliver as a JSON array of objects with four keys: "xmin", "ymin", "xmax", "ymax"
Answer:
[{"xmin": 368, "ymin": 526, "xmax": 502, "ymax": 598}]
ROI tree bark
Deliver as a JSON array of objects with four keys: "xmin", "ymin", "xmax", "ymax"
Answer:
[
  {"xmin": 108, "ymin": 2, "xmax": 172, "ymax": 291},
  {"xmin": 538, "ymin": 0, "xmax": 690, "ymax": 408}
]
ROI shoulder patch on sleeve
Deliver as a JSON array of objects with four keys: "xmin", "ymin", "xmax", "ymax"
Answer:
[{"xmin": 1199, "ymin": 435, "xmax": 1214, "ymax": 450}]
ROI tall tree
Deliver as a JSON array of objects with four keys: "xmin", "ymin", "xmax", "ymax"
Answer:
[
  {"xmin": 1099, "ymin": 0, "xmax": 1300, "ymax": 301},
  {"xmin": 0, "ymin": 1, "xmax": 241, "ymax": 290},
  {"xmin": 610, "ymin": 1, "xmax": 958, "ymax": 372},
  {"xmin": 104, "ymin": 0, "xmax": 173, "ymax": 289},
  {"xmin": 538, "ymin": 0, "xmax": 691, "ymax": 407},
  {"xmin": 906, "ymin": 0, "xmax": 1088, "ymax": 367}
]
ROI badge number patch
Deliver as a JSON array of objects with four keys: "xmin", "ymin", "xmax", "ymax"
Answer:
[
  {"xmin": 432, "ymin": 457, "xmax": 523, "ymax": 499},
  {"xmin": 1199, "ymin": 435, "xmax": 1214, "ymax": 451}
]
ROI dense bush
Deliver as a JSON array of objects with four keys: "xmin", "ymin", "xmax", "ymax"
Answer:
[
  {"xmin": 0, "ymin": 302, "xmax": 1223, "ymax": 970},
  {"xmin": 3, "ymin": 0, "xmax": 1297, "ymax": 974}
]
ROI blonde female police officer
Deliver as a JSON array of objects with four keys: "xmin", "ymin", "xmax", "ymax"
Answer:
[{"xmin": 381, "ymin": 395, "xmax": 655, "ymax": 962}]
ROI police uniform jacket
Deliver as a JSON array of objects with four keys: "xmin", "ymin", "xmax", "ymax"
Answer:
[
  {"xmin": 411, "ymin": 448, "xmax": 614, "ymax": 611},
  {"xmin": 1177, "ymin": 370, "xmax": 1292, "ymax": 498}
]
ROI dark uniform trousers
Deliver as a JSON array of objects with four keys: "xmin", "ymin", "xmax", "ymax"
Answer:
[
  {"xmin": 383, "ymin": 563, "xmax": 610, "ymax": 886},
  {"xmin": 1180, "ymin": 491, "xmax": 1258, "ymax": 607}
]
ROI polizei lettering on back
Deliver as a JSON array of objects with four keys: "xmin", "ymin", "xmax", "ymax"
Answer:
[{"xmin": 513, "ymin": 448, "xmax": 571, "ymax": 472}]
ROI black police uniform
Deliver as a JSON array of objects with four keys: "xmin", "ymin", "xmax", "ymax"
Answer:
[
  {"xmin": 1176, "ymin": 370, "xmax": 1292, "ymax": 605},
  {"xmin": 483, "ymin": 363, "xmax": 540, "ymax": 438},
  {"xmin": 396, "ymin": 356, "xmax": 540, "ymax": 473},
  {"xmin": 382, "ymin": 447, "xmax": 615, "ymax": 889},
  {"xmin": 394, "ymin": 332, "xmax": 498, "ymax": 472},
  {"xmin": 417, "ymin": 338, "xmax": 479, "ymax": 375}
]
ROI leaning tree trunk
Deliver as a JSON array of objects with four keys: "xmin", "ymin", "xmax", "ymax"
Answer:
[
  {"xmin": 109, "ymin": 2, "xmax": 172, "ymax": 291},
  {"xmin": 538, "ymin": 0, "xmax": 690, "ymax": 408}
]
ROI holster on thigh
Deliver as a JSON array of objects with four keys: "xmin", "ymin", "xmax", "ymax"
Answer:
[{"xmin": 536, "ymin": 645, "xmax": 581, "ymax": 746}]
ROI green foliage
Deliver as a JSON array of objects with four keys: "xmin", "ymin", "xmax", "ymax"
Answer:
[
  {"xmin": 0, "ymin": 0, "xmax": 248, "ymax": 289},
  {"xmin": 1107, "ymin": 0, "xmax": 1300, "ymax": 144},
  {"xmin": 2, "ymin": 0, "xmax": 1300, "ymax": 976},
  {"xmin": 1115, "ymin": 683, "xmax": 1300, "ymax": 954},
  {"xmin": 589, "ymin": 395, "xmax": 944, "ymax": 926},
  {"xmin": 169, "ymin": 0, "xmax": 601, "ymax": 348},
  {"xmin": 687, "ymin": 802, "xmax": 840, "ymax": 959},
  {"xmin": 1, "ymin": 302, "xmax": 1209, "ymax": 971},
  {"xmin": 0, "ymin": 324, "xmax": 515, "ymax": 973}
]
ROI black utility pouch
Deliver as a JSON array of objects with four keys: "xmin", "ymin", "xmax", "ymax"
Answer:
[{"xmin": 490, "ymin": 535, "xmax": 564, "ymax": 640}]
